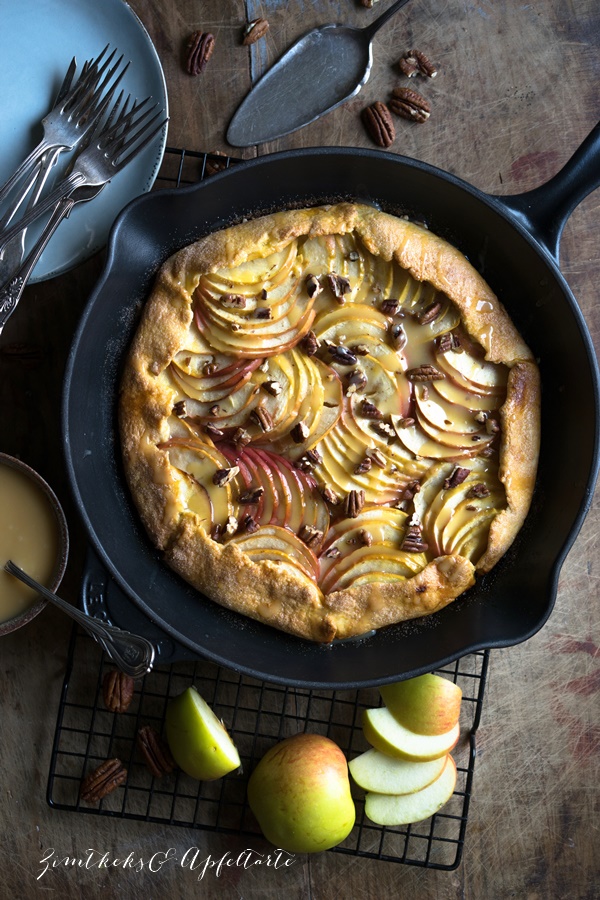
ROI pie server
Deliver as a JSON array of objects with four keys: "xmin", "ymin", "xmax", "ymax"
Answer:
[
  {"xmin": 227, "ymin": 0, "xmax": 412, "ymax": 146},
  {"xmin": 63, "ymin": 125, "xmax": 600, "ymax": 689}
]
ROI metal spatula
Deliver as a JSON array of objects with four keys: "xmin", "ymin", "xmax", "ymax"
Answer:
[{"xmin": 227, "ymin": 0, "xmax": 412, "ymax": 147}]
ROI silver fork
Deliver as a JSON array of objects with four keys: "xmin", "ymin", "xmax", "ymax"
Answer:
[
  {"xmin": 0, "ymin": 46, "xmax": 129, "ymax": 210},
  {"xmin": 0, "ymin": 95, "xmax": 168, "ymax": 335}
]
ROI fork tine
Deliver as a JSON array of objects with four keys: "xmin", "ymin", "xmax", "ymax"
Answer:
[
  {"xmin": 112, "ymin": 106, "xmax": 162, "ymax": 157},
  {"xmin": 54, "ymin": 57, "xmax": 78, "ymax": 106},
  {"xmin": 112, "ymin": 114, "xmax": 168, "ymax": 171},
  {"xmin": 59, "ymin": 45, "xmax": 113, "ymax": 113},
  {"xmin": 69, "ymin": 54, "xmax": 128, "ymax": 123},
  {"xmin": 98, "ymin": 96, "xmax": 154, "ymax": 150}
]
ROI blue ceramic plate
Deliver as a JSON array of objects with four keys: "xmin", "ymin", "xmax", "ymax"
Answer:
[{"xmin": 0, "ymin": 0, "xmax": 168, "ymax": 281}]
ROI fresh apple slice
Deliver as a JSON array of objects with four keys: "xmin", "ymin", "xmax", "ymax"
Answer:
[
  {"xmin": 348, "ymin": 748, "xmax": 447, "ymax": 794},
  {"xmin": 165, "ymin": 686, "xmax": 241, "ymax": 781},
  {"xmin": 364, "ymin": 755, "xmax": 457, "ymax": 825},
  {"xmin": 362, "ymin": 706, "xmax": 460, "ymax": 761},
  {"xmin": 379, "ymin": 674, "xmax": 462, "ymax": 736},
  {"xmin": 431, "ymin": 374, "xmax": 502, "ymax": 412}
]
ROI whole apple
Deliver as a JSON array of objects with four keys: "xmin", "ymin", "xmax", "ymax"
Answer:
[{"xmin": 247, "ymin": 733, "xmax": 355, "ymax": 853}]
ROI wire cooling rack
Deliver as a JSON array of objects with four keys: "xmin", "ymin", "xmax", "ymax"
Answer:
[{"xmin": 47, "ymin": 148, "xmax": 490, "ymax": 870}]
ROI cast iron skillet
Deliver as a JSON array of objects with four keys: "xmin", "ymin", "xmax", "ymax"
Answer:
[{"xmin": 63, "ymin": 125, "xmax": 600, "ymax": 689}]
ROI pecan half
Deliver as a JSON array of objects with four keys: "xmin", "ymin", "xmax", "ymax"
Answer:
[
  {"xmin": 186, "ymin": 32, "xmax": 215, "ymax": 76},
  {"xmin": 362, "ymin": 101, "xmax": 395, "ymax": 148},
  {"xmin": 321, "ymin": 486, "xmax": 341, "ymax": 506},
  {"xmin": 398, "ymin": 49, "xmax": 439, "ymax": 79},
  {"xmin": 232, "ymin": 427, "xmax": 251, "ymax": 449},
  {"xmin": 328, "ymin": 344, "xmax": 358, "ymax": 366},
  {"xmin": 381, "ymin": 298, "xmax": 400, "ymax": 316},
  {"xmin": 354, "ymin": 456, "xmax": 372, "ymax": 475},
  {"xmin": 406, "ymin": 364, "xmax": 444, "ymax": 382},
  {"xmin": 102, "ymin": 669, "xmax": 135, "ymax": 713},
  {"xmin": 240, "ymin": 514, "xmax": 260, "ymax": 534},
  {"xmin": 367, "ymin": 448, "xmax": 387, "ymax": 469},
  {"xmin": 360, "ymin": 399, "xmax": 384, "ymax": 419},
  {"xmin": 390, "ymin": 322, "xmax": 407, "ymax": 350},
  {"xmin": 344, "ymin": 489, "xmax": 365, "ymax": 518},
  {"xmin": 242, "ymin": 17, "xmax": 269, "ymax": 45},
  {"xmin": 137, "ymin": 726, "xmax": 176, "ymax": 778},
  {"xmin": 251, "ymin": 406, "xmax": 273, "ymax": 431},
  {"xmin": 417, "ymin": 301, "xmax": 442, "ymax": 324},
  {"xmin": 389, "ymin": 87, "xmax": 431, "ymax": 123},
  {"xmin": 401, "ymin": 479, "xmax": 421, "ymax": 500},
  {"xmin": 80, "ymin": 759, "xmax": 127, "ymax": 803},
  {"xmin": 345, "ymin": 368, "xmax": 368, "ymax": 395},
  {"xmin": 437, "ymin": 331, "xmax": 461, "ymax": 353},
  {"xmin": 401, "ymin": 524, "xmax": 429, "ymax": 553}
]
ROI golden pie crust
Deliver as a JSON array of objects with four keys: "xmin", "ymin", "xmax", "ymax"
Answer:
[{"xmin": 119, "ymin": 203, "xmax": 540, "ymax": 643}]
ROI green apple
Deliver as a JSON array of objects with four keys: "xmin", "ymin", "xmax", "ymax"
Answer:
[
  {"xmin": 379, "ymin": 673, "xmax": 462, "ymax": 736},
  {"xmin": 165, "ymin": 686, "xmax": 241, "ymax": 781},
  {"xmin": 348, "ymin": 748, "xmax": 447, "ymax": 794},
  {"xmin": 247, "ymin": 733, "xmax": 355, "ymax": 853},
  {"xmin": 364, "ymin": 755, "xmax": 457, "ymax": 825},
  {"xmin": 363, "ymin": 706, "xmax": 459, "ymax": 761}
]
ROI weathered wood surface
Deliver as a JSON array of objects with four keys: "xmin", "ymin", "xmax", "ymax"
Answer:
[{"xmin": 1, "ymin": 1, "xmax": 599, "ymax": 897}]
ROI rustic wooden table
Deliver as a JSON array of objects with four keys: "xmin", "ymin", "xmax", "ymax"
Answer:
[{"xmin": 1, "ymin": 1, "xmax": 598, "ymax": 897}]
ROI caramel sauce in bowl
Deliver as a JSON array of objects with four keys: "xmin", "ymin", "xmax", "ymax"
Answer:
[{"xmin": 0, "ymin": 453, "xmax": 69, "ymax": 636}]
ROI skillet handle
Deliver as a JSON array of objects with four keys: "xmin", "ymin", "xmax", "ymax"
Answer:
[{"xmin": 494, "ymin": 121, "xmax": 600, "ymax": 263}]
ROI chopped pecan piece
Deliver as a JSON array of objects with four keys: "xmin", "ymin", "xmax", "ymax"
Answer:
[
  {"xmin": 349, "ymin": 343, "xmax": 370, "ymax": 356},
  {"xmin": 344, "ymin": 489, "xmax": 365, "ymax": 518},
  {"xmin": 209, "ymin": 404, "xmax": 221, "ymax": 416},
  {"xmin": 406, "ymin": 364, "xmax": 444, "ymax": 382},
  {"xmin": 186, "ymin": 31, "xmax": 215, "ymax": 76},
  {"xmin": 80, "ymin": 759, "xmax": 127, "ymax": 803},
  {"xmin": 390, "ymin": 323, "xmax": 407, "ymax": 350},
  {"xmin": 102, "ymin": 669, "xmax": 135, "ymax": 713},
  {"xmin": 354, "ymin": 456, "xmax": 372, "ymax": 475},
  {"xmin": 437, "ymin": 331, "xmax": 461, "ymax": 353},
  {"xmin": 204, "ymin": 422, "xmax": 225, "ymax": 440},
  {"xmin": 358, "ymin": 528, "xmax": 373, "ymax": 546},
  {"xmin": 242, "ymin": 17, "xmax": 269, "ymax": 45},
  {"xmin": 137, "ymin": 726, "xmax": 176, "ymax": 778},
  {"xmin": 327, "ymin": 273, "xmax": 351, "ymax": 301},
  {"xmin": 345, "ymin": 368, "xmax": 368, "ymax": 395},
  {"xmin": 232, "ymin": 426, "xmax": 251, "ymax": 448},
  {"xmin": 205, "ymin": 151, "xmax": 228, "ymax": 176},
  {"xmin": 323, "ymin": 546, "xmax": 341, "ymax": 559},
  {"xmin": 321, "ymin": 486, "xmax": 342, "ymax": 506},
  {"xmin": 262, "ymin": 380, "xmax": 282, "ymax": 396},
  {"xmin": 467, "ymin": 483, "xmax": 490, "ymax": 499},
  {"xmin": 381, "ymin": 298, "xmax": 400, "ymax": 316},
  {"xmin": 444, "ymin": 466, "xmax": 470, "ymax": 490},
  {"xmin": 401, "ymin": 523, "xmax": 429, "ymax": 553},
  {"xmin": 398, "ymin": 49, "xmax": 439, "ymax": 79},
  {"xmin": 299, "ymin": 524, "xmax": 324, "ymax": 548},
  {"xmin": 224, "ymin": 515, "xmax": 238, "ymax": 535},
  {"xmin": 371, "ymin": 420, "xmax": 396, "ymax": 439},
  {"xmin": 203, "ymin": 361, "xmax": 218, "ymax": 375},
  {"xmin": 485, "ymin": 418, "xmax": 501, "ymax": 435},
  {"xmin": 362, "ymin": 101, "xmax": 395, "ymax": 147},
  {"xmin": 360, "ymin": 399, "xmax": 384, "ymax": 419},
  {"xmin": 297, "ymin": 449, "xmax": 323, "ymax": 471},
  {"xmin": 255, "ymin": 307, "xmax": 272, "ymax": 320},
  {"xmin": 305, "ymin": 274, "xmax": 322, "ymax": 299},
  {"xmin": 210, "ymin": 523, "xmax": 223, "ymax": 542},
  {"xmin": 173, "ymin": 399, "xmax": 188, "ymax": 417},
  {"xmin": 213, "ymin": 466, "xmax": 240, "ymax": 487},
  {"xmin": 328, "ymin": 344, "xmax": 358, "ymax": 366},
  {"xmin": 367, "ymin": 448, "xmax": 387, "ymax": 469},
  {"xmin": 251, "ymin": 406, "xmax": 274, "ymax": 431},
  {"xmin": 240, "ymin": 514, "xmax": 260, "ymax": 534},
  {"xmin": 418, "ymin": 301, "xmax": 442, "ymax": 324},
  {"xmin": 389, "ymin": 87, "xmax": 431, "ymax": 123},
  {"xmin": 239, "ymin": 487, "xmax": 264, "ymax": 504},
  {"xmin": 290, "ymin": 421, "xmax": 310, "ymax": 443},
  {"xmin": 221, "ymin": 293, "xmax": 246, "ymax": 308},
  {"xmin": 402, "ymin": 479, "xmax": 421, "ymax": 500},
  {"xmin": 301, "ymin": 330, "xmax": 319, "ymax": 357},
  {"xmin": 394, "ymin": 416, "xmax": 415, "ymax": 428}
]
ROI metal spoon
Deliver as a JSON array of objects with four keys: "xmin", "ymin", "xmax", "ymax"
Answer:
[
  {"xmin": 4, "ymin": 560, "xmax": 155, "ymax": 678},
  {"xmin": 227, "ymin": 0, "xmax": 413, "ymax": 147}
]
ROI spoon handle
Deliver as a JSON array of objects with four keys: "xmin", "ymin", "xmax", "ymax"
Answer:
[
  {"xmin": 362, "ymin": 0, "xmax": 413, "ymax": 41},
  {"xmin": 4, "ymin": 560, "xmax": 155, "ymax": 678}
]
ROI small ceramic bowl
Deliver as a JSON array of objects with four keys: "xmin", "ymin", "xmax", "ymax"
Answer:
[{"xmin": 0, "ymin": 453, "xmax": 69, "ymax": 637}]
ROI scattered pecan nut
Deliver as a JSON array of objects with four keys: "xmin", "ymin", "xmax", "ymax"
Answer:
[
  {"xmin": 401, "ymin": 524, "xmax": 429, "ymax": 553},
  {"xmin": 326, "ymin": 273, "xmax": 351, "ymax": 301},
  {"xmin": 102, "ymin": 669, "xmax": 135, "ymax": 713},
  {"xmin": 389, "ymin": 87, "xmax": 431, "ymax": 123},
  {"xmin": 243, "ymin": 18, "xmax": 269, "ymax": 45},
  {"xmin": 301, "ymin": 330, "xmax": 319, "ymax": 356},
  {"xmin": 212, "ymin": 466, "xmax": 240, "ymax": 487},
  {"xmin": 80, "ymin": 758, "xmax": 127, "ymax": 803},
  {"xmin": 417, "ymin": 301, "xmax": 442, "ymax": 324},
  {"xmin": 137, "ymin": 726, "xmax": 176, "ymax": 778},
  {"xmin": 186, "ymin": 31, "xmax": 215, "ymax": 76},
  {"xmin": 344, "ymin": 489, "xmax": 365, "ymax": 518},
  {"xmin": 406, "ymin": 364, "xmax": 444, "ymax": 382},
  {"xmin": 362, "ymin": 101, "xmax": 395, "ymax": 148},
  {"xmin": 444, "ymin": 466, "xmax": 470, "ymax": 490},
  {"xmin": 205, "ymin": 151, "xmax": 227, "ymax": 176},
  {"xmin": 398, "ymin": 49, "xmax": 438, "ymax": 79},
  {"xmin": 305, "ymin": 274, "xmax": 323, "ymax": 299},
  {"xmin": 299, "ymin": 524, "xmax": 324, "ymax": 548}
]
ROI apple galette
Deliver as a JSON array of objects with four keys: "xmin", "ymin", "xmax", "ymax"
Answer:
[{"xmin": 119, "ymin": 203, "xmax": 540, "ymax": 642}]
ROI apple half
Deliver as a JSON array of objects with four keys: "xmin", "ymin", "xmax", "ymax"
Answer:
[
  {"xmin": 379, "ymin": 673, "xmax": 462, "ymax": 736},
  {"xmin": 165, "ymin": 686, "xmax": 241, "ymax": 781}
]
